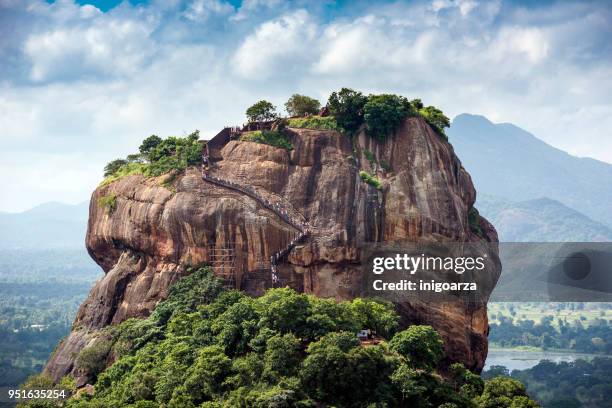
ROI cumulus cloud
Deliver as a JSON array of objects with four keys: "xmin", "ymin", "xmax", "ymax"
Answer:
[
  {"xmin": 0, "ymin": 0, "xmax": 611, "ymax": 211},
  {"xmin": 183, "ymin": 0, "xmax": 233, "ymax": 21},
  {"xmin": 23, "ymin": 8, "xmax": 156, "ymax": 81},
  {"xmin": 232, "ymin": 9, "xmax": 317, "ymax": 79}
]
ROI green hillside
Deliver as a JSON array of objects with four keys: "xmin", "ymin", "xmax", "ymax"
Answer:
[{"xmin": 21, "ymin": 268, "xmax": 537, "ymax": 408}]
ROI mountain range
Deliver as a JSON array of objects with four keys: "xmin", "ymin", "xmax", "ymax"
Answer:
[
  {"xmin": 449, "ymin": 114, "xmax": 612, "ymax": 229},
  {"xmin": 0, "ymin": 201, "xmax": 89, "ymax": 249},
  {"xmin": 475, "ymin": 195, "xmax": 612, "ymax": 242},
  {"xmin": 449, "ymin": 114, "xmax": 612, "ymax": 241}
]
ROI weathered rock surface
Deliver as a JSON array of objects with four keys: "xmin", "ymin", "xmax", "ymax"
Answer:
[{"xmin": 45, "ymin": 116, "xmax": 500, "ymax": 381}]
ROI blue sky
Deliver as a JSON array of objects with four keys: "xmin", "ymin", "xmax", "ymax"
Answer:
[{"xmin": 1, "ymin": 0, "xmax": 611, "ymax": 212}]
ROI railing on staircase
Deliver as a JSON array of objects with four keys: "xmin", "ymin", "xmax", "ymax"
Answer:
[{"xmin": 201, "ymin": 141, "xmax": 309, "ymax": 288}]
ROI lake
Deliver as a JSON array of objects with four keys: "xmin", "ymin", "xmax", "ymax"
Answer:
[{"xmin": 485, "ymin": 348, "xmax": 611, "ymax": 371}]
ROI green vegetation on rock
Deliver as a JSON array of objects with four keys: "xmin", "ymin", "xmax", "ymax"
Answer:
[
  {"xmin": 419, "ymin": 105, "xmax": 451, "ymax": 139},
  {"xmin": 75, "ymin": 339, "xmax": 112, "ymax": 378},
  {"xmin": 287, "ymin": 115, "xmax": 339, "ymax": 131},
  {"xmin": 101, "ymin": 132, "xmax": 202, "ymax": 185},
  {"xmin": 327, "ymin": 88, "xmax": 368, "ymax": 134},
  {"xmin": 98, "ymin": 194, "xmax": 117, "ymax": 214},
  {"xmin": 326, "ymin": 87, "xmax": 450, "ymax": 140},
  {"xmin": 363, "ymin": 94, "xmax": 415, "ymax": 140},
  {"xmin": 18, "ymin": 267, "xmax": 538, "ymax": 408},
  {"xmin": 359, "ymin": 170, "xmax": 382, "ymax": 189},
  {"xmin": 240, "ymin": 130, "xmax": 293, "ymax": 150}
]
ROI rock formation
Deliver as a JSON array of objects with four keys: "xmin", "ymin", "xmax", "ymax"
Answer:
[{"xmin": 45, "ymin": 116, "xmax": 500, "ymax": 382}]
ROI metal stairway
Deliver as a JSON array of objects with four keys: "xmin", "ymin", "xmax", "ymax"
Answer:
[{"xmin": 201, "ymin": 142, "xmax": 310, "ymax": 288}]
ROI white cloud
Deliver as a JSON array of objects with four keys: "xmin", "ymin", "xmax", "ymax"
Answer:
[
  {"xmin": 0, "ymin": 0, "xmax": 611, "ymax": 212},
  {"xmin": 183, "ymin": 0, "xmax": 233, "ymax": 21},
  {"xmin": 24, "ymin": 15, "xmax": 156, "ymax": 81},
  {"xmin": 232, "ymin": 9, "xmax": 317, "ymax": 79},
  {"xmin": 491, "ymin": 26, "xmax": 549, "ymax": 64}
]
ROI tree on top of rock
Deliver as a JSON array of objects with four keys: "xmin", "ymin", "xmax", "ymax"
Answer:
[
  {"xmin": 285, "ymin": 94, "xmax": 321, "ymax": 117},
  {"xmin": 327, "ymin": 88, "xmax": 368, "ymax": 133},
  {"xmin": 246, "ymin": 100, "xmax": 278, "ymax": 122}
]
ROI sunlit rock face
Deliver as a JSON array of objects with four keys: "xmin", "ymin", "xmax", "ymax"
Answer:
[{"xmin": 45, "ymin": 116, "xmax": 500, "ymax": 382}]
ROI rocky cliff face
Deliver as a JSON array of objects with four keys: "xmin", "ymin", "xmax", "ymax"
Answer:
[{"xmin": 45, "ymin": 116, "xmax": 499, "ymax": 382}]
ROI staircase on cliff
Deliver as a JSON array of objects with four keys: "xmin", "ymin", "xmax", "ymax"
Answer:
[{"xmin": 201, "ymin": 126, "xmax": 310, "ymax": 288}]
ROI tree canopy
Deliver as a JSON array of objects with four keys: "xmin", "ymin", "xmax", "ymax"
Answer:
[
  {"xmin": 327, "ymin": 88, "xmax": 368, "ymax": 133},
  {"xmin": 363, "ymin": 94, "xmax": 414, "ymax": 140},
  {"xmin": 419, "ymin": 105, "xmax": 451, "ymax": 139},
  {"xmin": 246, "ymin": 100, "xmax": 278, "ymax": 122},
  {"xmin": 285, "ymin": 94, "xmax": 321, "ymax": 117},
  {"xmin": 21, "ymin": 268, "xmax": 539, "ymax": 408},
  {"xmin": 326, "ymin": 87, "xmax": 450, "ymax": 140},
  {"xmin": 102, "ymin": 131, "xmax": 202, "ymax": 185}
]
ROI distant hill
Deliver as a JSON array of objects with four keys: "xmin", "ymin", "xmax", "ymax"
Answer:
[
  {"xmin": 476, "ymin": 195, "xmax": 612, "ymax": 242},
  {"xmin": 0, "ymin": 201, "xmax": 89, "ymax": 249},
  {"xmin": 449, "ymin": 114, "xmax": 612, "ymax": 228}
]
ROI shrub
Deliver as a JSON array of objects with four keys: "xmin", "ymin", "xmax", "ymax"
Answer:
[
  {"xmin": 101, "ymin": 131, "xmax": 202, "ymax": 185},
  {"xmin": 75, "ymin": 339, "xmax": 112, "ymax": 378},
  {"xmin": 287, "ymin": 116, "xmax": 339, "ymax": 131},
  {"xmin": 240, "ymin": 130, "xmax": 293, "ymax": 150},
  {"xmin": 147, "ymin": 131, "xmax": 202, "ymax": 170},
  {"xmin": 363, "ymin": 94, "xmax": 414, "ymax": 140},
  {"xmin": 327, "ymin": 88, "xmax": 368, "ymax": 134},
  {"xmin": 246, "ymin": 100, "xmax": 278, "ymax": 122},
  {"xmin": 104, "ymin": 159, "xmax": 128, "ymax": 177},
  {"xmin": 100, "ymin": 162, "xmax": 147, "ymax": 186},
  {"xmin": 419, "ymin": 105, "xmax": 450, "ymax": 139},
  {"xmin": 285, "ymin": 94, "xmax": 320, "ymax": 117},
  {"xmin": 99, "ymin": 194, "xmax": 117, "ymax": 214},
  {"xmin": 359, "ymin": 170, "xmax": 381, "ymax": 189}
]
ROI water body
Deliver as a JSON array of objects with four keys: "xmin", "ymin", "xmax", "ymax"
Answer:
[{"xmin": 485, "ymin": 348, "xmax": 611, "ymax": 372}]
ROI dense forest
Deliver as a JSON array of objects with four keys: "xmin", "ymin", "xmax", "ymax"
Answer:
[
  {"xmin": 0, "ymin": 249, "xmax": 99, "ymax": 389},
  {"xmin": 484, "ymin": 358, "xmax": 612, "ymax": 407},
  {"xmin": 1, "ymin": 248, "xmax": 610, "ymax": 406},
  {"xmin": 21, "ymin": 268, "xmax": 537, "ymax": 408},
  {"xmin": 489, "ymin": 304, "xmax": 612, "ymax": 354}
]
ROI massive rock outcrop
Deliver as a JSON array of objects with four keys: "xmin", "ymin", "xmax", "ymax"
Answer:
[{"xmin": 45, "ymin": 116, "xmax": 500, "ymax": 382}]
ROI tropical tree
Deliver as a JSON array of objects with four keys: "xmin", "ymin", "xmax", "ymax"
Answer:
[
  {"xmin": 363, "ymin": 94, "xmax": 413, "ymax": 140},
  {"xmin": 139, "ymin": 135, "xmax": 163, "ymax": 158},
  {"xmin": 246, "ymin": 100, "xmax": 278, "ymax": 122},
  {"xmin": 474, "ymin": 377, "xmax": 540, "ymax": 408},
  {"xmin": 389, "ymin": 325, "xmax": 445, "ymax": 371},
  {"xmin": 285, "ymin": 94, "xmax": 321, "ymax": 117},
  {"xmin": 327, "ymin": 88, "xmax": 368, "ymax": 133}
]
